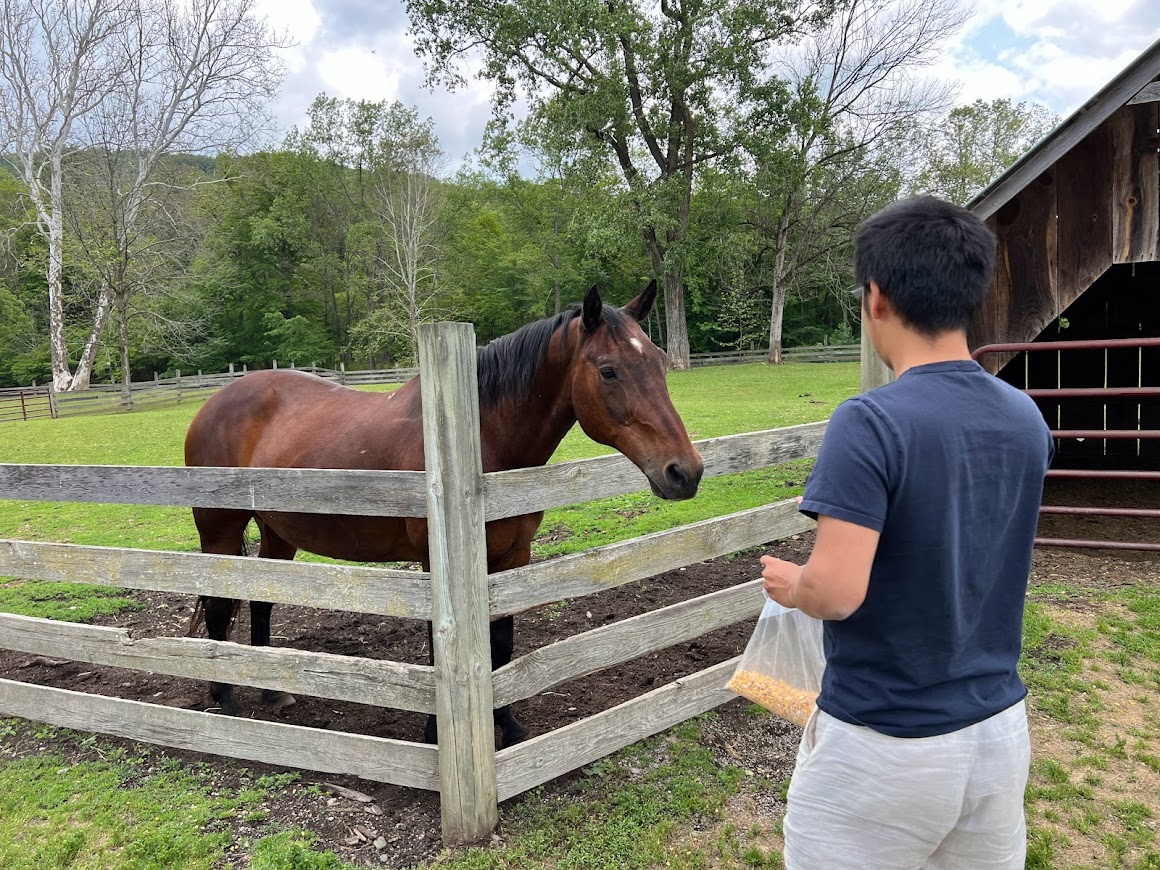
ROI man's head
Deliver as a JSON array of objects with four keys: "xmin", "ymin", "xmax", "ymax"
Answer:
[{"xmin": 853, "ymin": 195, "xmax": 996, "ymax": 344}]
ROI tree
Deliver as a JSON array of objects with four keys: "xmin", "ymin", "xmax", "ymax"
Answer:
[
  {"xmin": 915, "ymin": 99, "xmax": 1059, "ymax": 205},
  {"xmin": 0, "ymin": 0, "xmax": 285, "ymax": 390},
  {"xmin": 404, "ymin": 0, "xmax": 828, "ymax": 369},
  {"xmin": 746, "ymin": 0, "xmax": 962, "ymax": 362},
  {"xmin": 0, "ymin": 0, "xmax": 133, "ymax": 389}
]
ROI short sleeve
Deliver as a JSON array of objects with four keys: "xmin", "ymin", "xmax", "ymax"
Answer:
[{"xmin": 799, "ymin": 397, "xmax": 896, "ymax": 533}]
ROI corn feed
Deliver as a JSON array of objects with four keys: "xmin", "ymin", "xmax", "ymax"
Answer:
[{"xmin": 727, "ymin": 669, "xmax": 817, "ymax": 726}]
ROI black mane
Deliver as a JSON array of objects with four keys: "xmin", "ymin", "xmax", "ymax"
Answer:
[{"xmin": 476, "ymin": 304, "xmax": 630, "ymax": 407}]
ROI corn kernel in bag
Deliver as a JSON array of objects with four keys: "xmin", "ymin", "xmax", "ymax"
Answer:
[{"xmin": 727, "ymin": 595, "xmax": 824, "ymax": 727}]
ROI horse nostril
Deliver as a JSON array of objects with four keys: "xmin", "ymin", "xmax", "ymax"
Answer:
[{"xmin": 665, "ymin": 462, "xmax": 688, "ymax": 488}]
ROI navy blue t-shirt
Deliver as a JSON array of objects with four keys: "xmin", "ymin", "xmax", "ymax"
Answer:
[{"xmin": 800, "ymin": 360, "xmax": 1054, "ymax": 738}]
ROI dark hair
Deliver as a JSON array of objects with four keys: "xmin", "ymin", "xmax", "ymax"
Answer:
[
  {"xmin": 854, "ymin": 195, "xmax": 996, "ymax": 336},
  {"xmin": 476, "ymin": 303, "xmax": 628, "ymax": 407}
]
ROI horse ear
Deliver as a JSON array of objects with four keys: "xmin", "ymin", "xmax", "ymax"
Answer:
[
  {"xmin": 582, "ymin": 284, "xmax": 602, "ymax": 332},
  {"xmin": 622, "ymin": 279, "xmax": 658, "ymax": 322}
]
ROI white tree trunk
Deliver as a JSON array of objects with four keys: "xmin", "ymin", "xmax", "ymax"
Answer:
[{"xmin": 72, "ymin": 285, "xmax": 113, "ymax": 390}]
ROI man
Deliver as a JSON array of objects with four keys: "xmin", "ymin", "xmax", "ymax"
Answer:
[{"xmin": 761, "ymin": 195, "xmax": 1054, "ymax": 868}]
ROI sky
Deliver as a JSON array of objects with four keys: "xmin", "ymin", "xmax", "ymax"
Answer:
[{"xmin": 253, "ymin": 0, "xmax": 1160, "ymax": 171}]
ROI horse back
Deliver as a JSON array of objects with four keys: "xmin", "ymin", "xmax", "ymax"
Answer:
[{"xmin": 185, "ymin": 369, "xmax": 425, "ymax": 472}]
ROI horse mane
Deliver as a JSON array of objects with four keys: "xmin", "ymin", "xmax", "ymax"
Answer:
[{"xmin": 476, "ymin": 303, "xmax": 629, "ymax": 407}]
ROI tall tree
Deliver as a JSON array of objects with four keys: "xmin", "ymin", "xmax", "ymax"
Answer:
[
  {"xmin": 915, "ymin": 98, "xmax": 1059, "ymax": 205},
  {"xmin": 404, "ymin": 0, "xmax": 827, "ymax": 369},
  {"xmin": 0, "ymin": 0, "xmax": 284, "ymax": 390},
  {"xmin": 0, "ymin": 0, "xmax": 132, "ymax": 389},
  {"xmin": 746, "ymin": 0, "xmax": 962, "ymax": 362},
  {"xmin": 63, "ymin": 0, "xmax": 285, "ymax": 388}
]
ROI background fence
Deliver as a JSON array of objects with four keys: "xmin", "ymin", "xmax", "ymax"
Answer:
[
  {"xmin": 1, "ymin": 343, "xmax": 858, "ymax": 423},
  {"xmin": 0, "ymin": 323, "xmax": 824, "ymax": 843}
]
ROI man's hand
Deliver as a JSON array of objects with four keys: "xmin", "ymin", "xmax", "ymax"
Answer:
[
  {"xmin": 758, "ymin": 508, "xmax": 879, "ymax": 621},
  {"xmin": 761, "ymin": 555, "xmax": 802, "ymax": 608}
]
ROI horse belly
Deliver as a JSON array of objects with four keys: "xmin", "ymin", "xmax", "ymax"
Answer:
[{"xmin": 257, "ymin": 512, "xmax": 421, "ymax": 563}]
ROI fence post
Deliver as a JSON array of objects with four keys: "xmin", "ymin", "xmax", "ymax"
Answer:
[
  {"xmin": 229, "ymin": 362, "xmax": 235, "ymax": 377},
  {"xmin": 340, "ymin": 361, "xmax": 346, "ymax": 386},
  {"xmin": 47, "ymin": 384, "xmax": 58, "ymax": 420},
  {"xmin": 272, "ymin": 359, "xmax": 278, "ymax": 370},
  {"xmin": 860, "ymin": 320, "xmax": 894, "ymax": 392},
  {"xmin": 18, "ymin": 390, "xmax": 27, "ymax": 421},
  {"xmin": 418, "ymin": 322, "xmax": 498, "ymax": 845}
]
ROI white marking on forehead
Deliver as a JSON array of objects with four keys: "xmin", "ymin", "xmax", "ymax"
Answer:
[{"xmin": 629, "ymin": 337, "xmax": 644, "ymax": 354}]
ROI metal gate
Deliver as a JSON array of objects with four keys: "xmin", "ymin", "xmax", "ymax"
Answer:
[{"xmin": 973, "ymin": 337, "xmax": 1160, "ymax": 552}]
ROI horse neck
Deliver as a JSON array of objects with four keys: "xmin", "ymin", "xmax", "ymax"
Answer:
[{"xmin": 477, "ymin": 328, "xmax": 578, "ymax": 470}]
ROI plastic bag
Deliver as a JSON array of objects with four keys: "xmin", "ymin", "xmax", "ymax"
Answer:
[{"xmin": 726, "ymin": 594, "xmax": 825, "ymax": 726}]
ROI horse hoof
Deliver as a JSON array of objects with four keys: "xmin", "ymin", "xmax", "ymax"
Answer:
[
  {"xmin": 423, "ymin": 718, "xmax": 438, "ymax": 745},
  {"xmin": 262, "ymin": 689, "xmax": 296, "ymax": 709},
  {"xmin": 215, "ymin": 699, "xmax": 243, "ymax": 716}
]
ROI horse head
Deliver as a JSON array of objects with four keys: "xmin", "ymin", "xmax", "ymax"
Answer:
[{"xmin": 570, "ymin": 280, "xmax": 704, "ymax": 500}]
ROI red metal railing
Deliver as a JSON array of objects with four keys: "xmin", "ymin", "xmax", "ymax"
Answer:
[{"xmin": 973, "ymin": 337, "xmax": 1160, "ymax": 552}]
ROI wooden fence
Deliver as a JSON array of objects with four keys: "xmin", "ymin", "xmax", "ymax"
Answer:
[
  {"xmin": 690, "ymin": 343, "xmax": 860, "ymax": 366},
  {"xmin": 0, "ymin": 323, "xmax": 825, "ymax": 843}
]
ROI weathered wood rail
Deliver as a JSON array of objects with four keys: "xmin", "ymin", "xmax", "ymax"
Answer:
[{"xmin": 0, "ymin": 323, "xmax": 824, "ymax": 844}]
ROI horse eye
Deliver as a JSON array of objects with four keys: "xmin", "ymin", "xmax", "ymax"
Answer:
[{"xmin": 599, "ymin": 367, "xmax": 618, "ymax": 381}]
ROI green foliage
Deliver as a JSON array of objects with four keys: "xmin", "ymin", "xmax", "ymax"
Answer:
[{"xmin": 915, "ymin": 99, "xmax": 1059, "ymax": 205}]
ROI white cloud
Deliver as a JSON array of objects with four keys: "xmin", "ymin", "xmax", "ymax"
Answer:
[
  {"xmin": 315, "ymin": 44, "xmax": 403, "ymax": 103},
  {"xmin": 255, "ymin": 0, "xmax": 322, "ymax": 74}
]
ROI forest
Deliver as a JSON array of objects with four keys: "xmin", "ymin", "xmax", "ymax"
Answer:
[{"xmin": 0, "ymin": 0, "xmax": 1057, "ymax": 388}]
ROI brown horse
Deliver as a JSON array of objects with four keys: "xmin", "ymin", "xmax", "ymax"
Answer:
[{"xmin": 184, "ymin": 281, "xmax": 703, "ymax": 747}]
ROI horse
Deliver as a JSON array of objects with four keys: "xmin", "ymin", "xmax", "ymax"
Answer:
[{"xmin": 183, "ymin": 280, "xmax": 704, "ymax": 747}]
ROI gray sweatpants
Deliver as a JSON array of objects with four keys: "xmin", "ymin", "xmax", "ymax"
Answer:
[{"xmin": 783, "ymin": 700, "xmax": 1031, "ymax": 869}]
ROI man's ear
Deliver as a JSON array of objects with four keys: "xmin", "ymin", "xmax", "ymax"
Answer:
[
  {"xmin": 582, "ymin": 284, "xmax": 602, "ymax": 332},
  {"xmin": 867, "ymin": 280, "xmax": 889, "ymax": 320}
]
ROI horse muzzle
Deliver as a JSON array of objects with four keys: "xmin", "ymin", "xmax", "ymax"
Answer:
[{"xmin": 647, "ymin": 458, "xmax": 704, "ymax": 501}]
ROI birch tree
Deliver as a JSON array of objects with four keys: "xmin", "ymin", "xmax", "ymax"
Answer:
[
  {"xmin": 372, "ymin": 106, "xmax": 444, "ymax": 363},
  {"xmin": 0, "ymin": 0, "xmax": 132, "ymax": 389},
  {"xmin": 66, "ymin": 0, "xmax": 285, "ymax": 388}
]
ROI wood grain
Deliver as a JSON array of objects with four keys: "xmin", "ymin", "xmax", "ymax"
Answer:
[
  {"xmin": 0, "ymin": 612, "xmax": 436, "ymax": 713},
  {"xmin": 0, "ymin": 463, "xmax": 428, "ymax": 517},
  {"xmin": 493, "ymin": 580, "xmax": 763, "ymax": 707},
  {"xmin": 0, "ymin": 678, "xmax": 439, "ymax": 790},
  {"xmin": 495, "ymin": 657, "xmax": 741, "ymax": 801},
  {"xmin": 418, "ymin": 322, "xmax": 498, "ymax": 843},
  {"xmin": 489, "ymin": 499, "xmax": 814, "ymax": 616},
  {"xmin": 483, "ymin": 422, "xmax": 826, "ymax": 520},
  {"xmin": 0, "ymin": 539, "xmax": 431, "ymax": 619}
]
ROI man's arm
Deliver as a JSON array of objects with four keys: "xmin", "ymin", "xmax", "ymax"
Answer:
[{"xmin": 761, "ymin": 514, "xmax": 880, "ymax": 620}]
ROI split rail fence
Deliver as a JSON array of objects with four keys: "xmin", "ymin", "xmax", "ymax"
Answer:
[{"xmin": 0, "ymin": 323, "xmax": 824, "ymax": 843}]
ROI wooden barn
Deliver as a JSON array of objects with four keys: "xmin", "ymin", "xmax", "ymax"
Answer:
[{"xmin": 861, "ymin": 38, "xmax": 1160, "ymax": 549}]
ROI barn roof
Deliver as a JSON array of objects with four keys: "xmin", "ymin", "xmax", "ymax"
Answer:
[{"xmin": 967, "ymin": 36, "xmax": 1160, "ymax": 220}]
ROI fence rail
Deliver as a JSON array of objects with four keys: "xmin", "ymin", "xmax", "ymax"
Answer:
[
  {"xmin": 689, "ymin": 343, "xmax": 860, "ymax": 366},
  {"xmin": 0, "ymin": 322, "xmax": 825, "ymax": 844}
]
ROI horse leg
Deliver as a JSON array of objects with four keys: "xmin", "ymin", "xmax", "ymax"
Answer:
[
  {"xmin": 252, "ymin": 519, "xmax": 298, "ymax": 708},
  {"xmin": 191, "ymin": 507, "xmax": 252, "ymax": 716},
  {"xmin": 490, "ymin": 614, "xmax": 529, "ymax": 748},
  {"xmin": 420, "ymin": 551, "xmax": 531, "ymax": 749}
]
